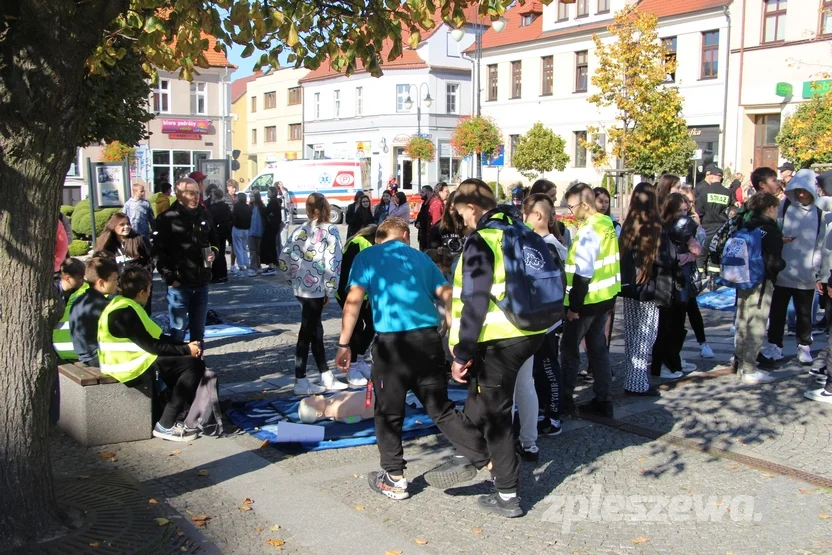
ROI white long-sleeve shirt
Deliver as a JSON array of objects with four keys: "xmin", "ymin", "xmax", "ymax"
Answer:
[{"xmin": 278, "ymin": 220, "xmax": 343, "ymax": 298}]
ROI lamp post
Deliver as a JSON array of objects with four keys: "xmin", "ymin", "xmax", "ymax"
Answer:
[
  {"xmin": 452, "ymin": 12, "xmax": 506, "ymax": 178},
  {"xmin": 403, "ymin": 83, "xmax": 433, "ymax": 189}
]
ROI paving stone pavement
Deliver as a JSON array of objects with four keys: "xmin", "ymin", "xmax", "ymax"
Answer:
[{"xmin": 46, "ymin": 268, "xmax": 832, "ymax": 554}]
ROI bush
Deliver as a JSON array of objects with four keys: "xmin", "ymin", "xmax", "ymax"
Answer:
[
  {"xmin": 68, "ymin": 240, "xmax": 90, "ymax": 257},
  {"xmin": 72, "ymin": 207, "xmax": 122, "ymax": 240},
  {"xmin": 60, "ymin": 205, "xmax": 74, "ymax": 217}
]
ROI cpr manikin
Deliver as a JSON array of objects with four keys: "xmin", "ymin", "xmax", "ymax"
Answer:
[{"xmin": 298, "ymin": 390, "xmax": 375, "ymax": 424}]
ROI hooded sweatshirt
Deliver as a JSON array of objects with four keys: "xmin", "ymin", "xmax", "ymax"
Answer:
[{"xmin": 776, "ymin": 169, "xmax": 823, "ymax": 290}]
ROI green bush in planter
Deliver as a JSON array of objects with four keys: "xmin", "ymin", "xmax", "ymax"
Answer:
[
  {"xmin": 72, "ymin": 207, "xmax": 122, "ymax": 239},
  {"xmin": 68, "ymin": 240, "xmax": 90, "ymax": 257},
  {"xmin": 60, "ymin": 205, "xmax": 74, "ymax": 217}
]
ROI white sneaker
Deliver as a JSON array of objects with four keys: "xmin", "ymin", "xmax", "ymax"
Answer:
[
  {"xmin": 816, "ymin": 374, "xmax": 828, "ymax": 385},
  {"xmin": 804, "ymin": 388, "xmax": 832, "ymax": 404},
  {"xmin": 660, "ymin": 366, "xmax": 684, "ymax": 379},
  {"xmin": 797, "ymin": 345, "xmax": 813, "ymax": 366},
  {"xmin": 247, "ymin": 269, "xmax": 257, "ymax": 277},
  {"xmin": 294, "ymin": 377, "xmax": 326, "ymax": 396},
  {"xmin": 741, "ymin": 369, "xmax": 775, "ymax": 384},
  {"xmin": 680, "ymin": 360, "xmax": 697, "ymax": 373},
  {"xmin": 346, "ymin": 367, "xmax": 368, "ymax": 388},
  {"xmin": 320, "ymin": 370, "xmax": 349, "ymax": 391},
  {"xmin": 763, "ymin": 344, "xmax": 784, "ymax": 361},
  {"xmin": 700, "ymin": 344, "xmax": 715, "ymax": 359},
  {"xmin": 229, "ymin": 266, "xmax": 239, "ymax": 275}
]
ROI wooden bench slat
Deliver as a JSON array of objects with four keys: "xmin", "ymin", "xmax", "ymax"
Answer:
[
  {"xmin": 58, "ymin": 363, "xmax": 99, "ymax": 386},
  {"xmin": 87, "ymin": 367, "xmax": 120, "ymax": 385}
]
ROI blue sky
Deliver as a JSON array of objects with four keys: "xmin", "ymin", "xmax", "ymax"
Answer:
[{"xmin": 226, "ymin": 42, "xmax": 291, "ymax": 79}]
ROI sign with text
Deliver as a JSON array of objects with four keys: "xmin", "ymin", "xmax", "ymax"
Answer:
[
  {"xmin": 775, "ymin": 82, "xmax": 793, "ymax": 97},
  {"xmin": 161, "ymin": 119, "xmax": 210, "ymax": 134},
  {"xmin": 803, "ymin": 80, "xmax": 832, "ymax": 99},
  {"xmin": 168, "ymin": 133, "xmax": 201, "ymax": 140}
]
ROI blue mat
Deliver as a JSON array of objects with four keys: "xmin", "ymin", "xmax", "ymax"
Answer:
[
  {"xmin": 697, "ymin": 287, "xmax": 737, "ymax": 311},
  {"xmin": 187, "ymin": 324, "xmax": 258, "ymax": 341},
  {"xmin": 228, "ymin": 388, "xmax": 468, "ymax": 452}
]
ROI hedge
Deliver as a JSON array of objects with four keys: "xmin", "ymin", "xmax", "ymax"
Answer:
[
  {"xmin": 72, "ymin": 207, "xmax": 122, "ymax": 240},
  {"xmin": 68, "ymin": 240, "xmax": 90, "ymax": 257},
  {"xmin": 60, "ymin": 205, "xmax": 74, "ymax": 217}
]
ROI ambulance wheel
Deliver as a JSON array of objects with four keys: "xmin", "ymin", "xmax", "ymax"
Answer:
[{"xmin": 329, "ymin": 206, "xmax": 343, "ymax": 225}]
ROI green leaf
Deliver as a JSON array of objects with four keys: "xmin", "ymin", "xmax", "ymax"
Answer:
[{"xmin": 286, "ymin": 23, "xmax": 299, "ymax": 47}]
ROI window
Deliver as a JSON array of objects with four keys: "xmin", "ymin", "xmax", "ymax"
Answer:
[
  {"xmin": 265, "ymin": 126, "xmax": 276, "ymax": 142},
  {"xmin": 251, "ymin": 129, "xmax": 257, "ymax": 144},
  {"xmin": 597, "ymin": 0, "xmax": 610, "ymax": 13},
  {"xmin": 488, "ymin": 65, "xmax": 498, "ymax": 101},
  {"xmin": 67, "ymin": 149, "xmax": 81, "ymax": 177},
  {"xmin": 541, "ymin": 56, "xmax": 553, "ymax": 95},
  {"xmin": 575, "ymin": 51, "xmax": 588, "ymax": 92},
  {"xmin": 314, "ymin": 92, "xmax": 320, "ymax": 119},
  {"xmin": 251, "ymin": 96, "xmax": 257, "ymax": 112},
  {"xmin": 511, "ymin": 61, "xmax": 522, "ymax": 99},
  {"xmin": 264, "ymin": 91, "xmax": 276, "ymax": 109},
  {"xmin": 152, "ymin": 79, "xmax": 170, "ymax": 113},
  {"xmin": 151, "ymin": 149, "xmax": 211, "ymax": 188},
  {"xmin": 701, "ymin": 31, "xmax": 719, "ymax": 79},
  {"xmin": 289, "ymin": 124, "xmax": 302, "ymax": 141},
  {"xmin": 521, "ymin": 14, "xmax": 535, "ymax": 26},
  {"xmin": 334, "ymin": 90, "xmax": 340, "ymax": 118},
  {"xmin": 574, "ymin": 131, "xmax": 587, "ymax": 168},
  {"xmin": 662, "ymin": 37, "xmax": 678, "ymax": 83},
  {"xmin": 508, "ymin": 134, "xmax": 520, "ymax": 167},
  {"xmin": 288, "ymin": 86, "xmax": 302, "ymax": 105},
  {"xmin": 446, "ymin": 83, "xmax": 459, "ymax": 114},
  {"xmin": 190, "ymin": 82, "xmax": 207, "ymax": 115},
  {"xmin": 763, "ymin": 0, "xmax": 787, "ymax": 43},
  {"xmin": 577, "ymin": 0, "xmax": 588, "ymax": 17},
  {"xmin": 823, "ymin": 0, "xmax": 832, "ymax": 35},
  {"xmin": 557, "ymin": 1, "xmax": 569, "ymax": 21},
  {"xmin": 396, "ymin": 84, "xmax": 410, "ymax": 112},
  {"xmin": 356, "ymin": 87, "xmax": 363, "ymax": 116}
]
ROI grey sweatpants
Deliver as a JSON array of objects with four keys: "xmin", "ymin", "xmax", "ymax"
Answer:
[{"xmin": 735, "ymin": 281, "xmax": 774, "ymax": 374}]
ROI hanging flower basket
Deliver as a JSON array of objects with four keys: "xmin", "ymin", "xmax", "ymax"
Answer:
[{"xmin": 405, "ymin": 136, "xmax": 436, "ymax": 162}]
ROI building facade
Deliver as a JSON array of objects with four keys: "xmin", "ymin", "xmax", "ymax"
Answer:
[
  {"xmin": 477, "ymin": 0, "xmax": 731, "ymax": 191},
  {"xmin": 723, "ymin": 0, "xmax": 832, "ymax": 175},
  {"xmin": 230, "ymin": 72, "xmax": 260, "ymax": 187},
  {"xmin": 300, "ymin": 20, "xmax": 477, "ymax": 194}
]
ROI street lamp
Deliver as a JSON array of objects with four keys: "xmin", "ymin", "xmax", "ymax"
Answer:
[
  {"xmin": 404, "ymin": 83, "xmax": 433, "ymax": 188},
  {"xmin": 452, "ymin": 12, "xmax": 506, "ymax": 178}
]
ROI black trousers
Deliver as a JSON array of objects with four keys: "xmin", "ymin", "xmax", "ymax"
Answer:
[
  {"xmin": 295, "ymin": 296, "xmax": 329, "ymax": 379},
  {"xmin": 338, "ymin": 299, "xmax": 375, "ymax": 362},
  {"xmin": 533, "ymin": 329, "xmax": 562, "ymax": 420},
  {"xmin": 148, "ymin": 355, "xmax": 204, "ymax": 429},
  {"xmin": 651, "ymin": 304, "xmax": 687, "ymax": 375},
  {"xmin": 212, "ymin": 234, "xmax": 229, "ymax": 281},
  {"xmin": 372, "ymin": 328, "xmax": 489, "ymax": 475},
  {"xmin": 686, "ymin": 297, "xmax": 707, "ymax": 344},
  {"xmin": 463, "ymin": 335, "xmax": 543, "ymax": 493},
  {"xmin": 768, "ymin": 285, "xmax": 815, "ymax": 347}
]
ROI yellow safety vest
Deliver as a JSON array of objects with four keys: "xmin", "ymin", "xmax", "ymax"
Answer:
[
  {"xmin": 98, "ymin": 296, "xmax": 162, "ymax": 382},
  {"xmin": 564, "ymin": 213, "xmax": 621, "ymax": 307},
  {"xmin": 53, "ymin": 283, "xmax": 90, "ymax": 361},
  {"xmin": 336, "ymin": 235, "xmax": 373, "ymax": 301},
  {"xmin": 448, "ymin": 212, "xmax": 544, "ymax": 347}
]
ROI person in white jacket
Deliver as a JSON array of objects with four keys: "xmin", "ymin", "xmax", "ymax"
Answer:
[{"xmin": 279, "ymin": 193, "xmax": 348, "ymax": 395}]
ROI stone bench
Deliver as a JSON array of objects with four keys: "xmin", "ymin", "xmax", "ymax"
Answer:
[{"xmin": 55, "ymin": 363, "xmax": 153, "ymax": 446}]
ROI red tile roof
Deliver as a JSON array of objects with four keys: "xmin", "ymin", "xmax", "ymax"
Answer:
[
  {"xmin": 471, "ymin": 0, "xmax": 730, "ymax": 51},
  {"xmin": 230, "ymin": 71, "xmax": 261, "ymax": 103},
  {"xmin": 518, "ymin": 2, "xmax": 545, "ymax": 15},
  {"xmin": 201, "ymin": 34, "xmax": 237, "ymax": 68}
]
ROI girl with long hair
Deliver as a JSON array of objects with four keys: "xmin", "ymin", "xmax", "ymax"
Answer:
[
  {"xmin": 619, "ymin": 183, "xmax": 663, "ymax": 395},
  {"xmin": 248, "ymin": 189, "xmax": 267, "ymax": 275},
  {"xmin": 680, "ymin": 185, "xmax": 714, "ymax": 359},
  {"xmin": 655, "ymin": 173, "xmax": 682, "ymax": 211},
  {"xmin": 279, "ymin": 193, "xmax": 348, "ymax": 395},
  {"xmin": 95, "ymin": 211, "xmax": 154, "ymax": 311},
  {"xmin": 388, "ymin": 191, "xmax": 411, "ymax": 222},
  {"xmin": 374, "ymin": 190, "xmax": 392, "ymax": 224}
]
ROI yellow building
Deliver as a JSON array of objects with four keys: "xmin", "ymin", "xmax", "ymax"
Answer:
[{"xmin": 230, "ymin": 72, "xmax": 260, "ymax": 187}]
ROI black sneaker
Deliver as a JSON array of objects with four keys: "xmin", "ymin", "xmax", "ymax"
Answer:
[
  {"xmin": 538, "ymin": 417, "xmax": 563, "ymax": 436},
  {"xmin": 368, "ymin": 470, "xmax": 409, "ymax": 500},
  {"xmin": 516, "ymin": 442, "xmax": 540, "ymax": 462},
  {"xmin": 477, "ymin": 492, "xmax": 523, "ymax": 518},
  {"xmin": 756, "ymin": 353, "xmax": 777, "ymax": 369},
  {"xmin": 624, "ymin": 387, "xmax": 661, "ymax": 397},
  {"xmin": 423, "ymin": 456, "xmax": 478, "ymax": 489},
  {"xmin": 579, "ymin": 398, "xmax": 614, "ymax": 419},
  {"xmin": 809, "ymin": 366, "xmax": 827, "ymax": 378}
]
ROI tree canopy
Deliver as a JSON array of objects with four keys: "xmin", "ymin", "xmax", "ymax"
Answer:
[
  {"xmin": 777, "ymin": 91, "xmax": 832, "ymax": 168},
  {"xmin": 511, "ymin": 122, "xmax": 569, "ymax": 180}
]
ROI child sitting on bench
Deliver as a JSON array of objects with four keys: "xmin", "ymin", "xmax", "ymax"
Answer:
[
  {"xmin": 97, "ymin": 267, "xmax": 205, "ymax": 442},
  {"xmin": 69, "ymin": 257, "xmax": 120, "ymax": 366},
  {"xmin": 53, "ymin": 258, "xmax": 88, "ymax": 361}
]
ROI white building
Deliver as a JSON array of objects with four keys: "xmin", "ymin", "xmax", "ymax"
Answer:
[
  {"xmin": 477, "ymin": 0, "xmax": 731, "ymax": 191},
  {"xmin": 300, "ymin": 11, "xmax": 479, "ymax": 194},
  {"xmin": 723, "ymin": 0, "xmax": 832, "ymax": 175}
]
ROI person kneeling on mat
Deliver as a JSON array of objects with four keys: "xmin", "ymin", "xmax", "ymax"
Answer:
[{"xmin": 98, "ymin": 267, "xmax": 205, "ymax": 442}]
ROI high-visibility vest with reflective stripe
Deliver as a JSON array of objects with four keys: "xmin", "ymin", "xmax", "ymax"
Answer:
[
  {"xmin": 336, "ymin": 235, "xmax": 373, "ymax": 301},
  {"xmin": 97, "ymin": 296, "xmax": 162, "ymax": 382},
  {"xmin": 448, "ymin": 213, "xmax": 544, "ymax": 346},
  {"xmin": 564, "ymin": 213, "xmax": 621, "ymax": 307},
  {"xmin": 53, "ymin": 283, "xmax": 90, "ymax": 361}
]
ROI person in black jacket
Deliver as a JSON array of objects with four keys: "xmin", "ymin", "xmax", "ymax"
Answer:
[
  {"xmin": 231, "ymin": 191, "xmax": 252, "ymax": 275},
  {"xmin": 152, "ymin": 177, "xmax": 218, "ymax": 345},
  {"xmin": 694, "ymin": 165, "xmax": 730, "ymax": 273},
  {"xmin": 70, "ymin": 257, "xmax": 119, "ymax": 366},
  {"xmin": 345, "ymin": 191, "xmax": 367, "ymax": 238},
  {"xmin": 260, "ymin": 186, "xmax": 283, "ymax": 275},
  {"xmin": 619, "ymin": 183, "xmax": 663, "ymax": 396},
  {"xmin": 208, "ymin": 188, "xmax": 233, "ymax": 283},
  {"xmin": 734, "ymin": 193, "xmax": 785, "ymax": 384}
]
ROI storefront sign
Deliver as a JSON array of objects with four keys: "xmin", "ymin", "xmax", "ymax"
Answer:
[
  {"xmin": 285, "ymin": 152, "xmax": 298, "ymax": 160},
  {"xmin": 803, "ymin": 79, "xmax": 832, "ymax": 99},
  {"xmin": 265, "ymin": 152, "xmax": 277, "ymax": 163},
  {"xmin": 775, "ymin": 82, "xmax": 793, "ymax": 97},
  {"xmin": 392, "ymin": 134, "xmax": 411, "ymax": 145},
  {"xmin": 688, "ymin": 128, "xmax": 702, "ymax": 136},
  {"xmin": 168, "ymin": 132, "xmax": 201, "ymax": 140},
  {"xmin": 161, "ymin": 119, "xmax": 211, "ymax": 134}
]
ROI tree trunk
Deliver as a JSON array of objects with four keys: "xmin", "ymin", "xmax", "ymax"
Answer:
[{"xmin": 0, "ymin": 1, "xmax": 124, "ymax": 545}]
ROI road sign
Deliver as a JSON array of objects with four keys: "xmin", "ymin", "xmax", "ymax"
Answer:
[{"xmin": 482, "ymin": 145, "xmax": 505, "ymax": 167}]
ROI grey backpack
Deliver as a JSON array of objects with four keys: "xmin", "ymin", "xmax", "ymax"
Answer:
[{"xmin": 184, "ymin": 369, "xmax": 224, "ymax": 436}]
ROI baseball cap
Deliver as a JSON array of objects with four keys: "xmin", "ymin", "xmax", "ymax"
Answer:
[
  {"xmin": 778, "ymin": 162, "xmax": 795, "ymax": 172},
  {"xmin": 189, "ymin": 171, "xmax": 207, "ymax": 182},
  {"xmin": 705, "ymin": 164, "xmax": 723, "ymax": 176}
]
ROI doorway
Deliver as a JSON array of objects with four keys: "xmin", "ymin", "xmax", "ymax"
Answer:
[
  {"xmin": 753, "ymin": 114, "xmax": 780, "ymax": 170},
  {"xmin": 395, "ymin": 147, "xmax": 413, "ymax": 190}
]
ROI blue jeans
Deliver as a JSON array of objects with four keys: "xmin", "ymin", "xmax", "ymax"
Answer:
[{"xmin": 167, "ymin": 284, "xmax": 209, "ymax": 344}]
